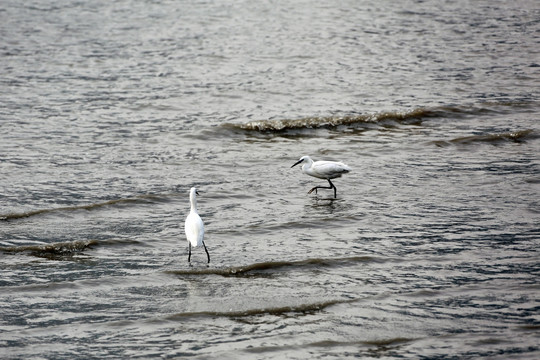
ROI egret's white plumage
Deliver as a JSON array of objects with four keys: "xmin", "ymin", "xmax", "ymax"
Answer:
[
  {"xmin": 184, "ymin": 187, "xmax": 210, "ymax": 263},
  {"xmin": 291, "ymin": 155, "xmax": 351, "ymax": 198}
]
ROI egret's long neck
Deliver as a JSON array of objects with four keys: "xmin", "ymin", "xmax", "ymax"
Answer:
[
  {"xmin": 302, "ymin": 158, "xmax": 314, "ymax": 173},
  {"xmin": 190, "ymin": 193, "xmax": 198, "ymax": 212}
]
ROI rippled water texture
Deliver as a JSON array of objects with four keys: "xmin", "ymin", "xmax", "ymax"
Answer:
[{"xmin": 1, "ymin": 0, "xmax": 539, "ymax": 358}]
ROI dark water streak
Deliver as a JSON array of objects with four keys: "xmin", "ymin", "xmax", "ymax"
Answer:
[
  {"xmin": 165, "ymin": 298, "xmax": 357, "ymax": 319},
  {"xmin": 433, "ymin": 129, "xmax": 538, "ymax": 146},
  {"xmin": 0, "ymin": 194, "xmax": 167, "ymax": 221},
  {"xmin": 166, "ymin": 255, "xmax": 377, "ymax": 277}
]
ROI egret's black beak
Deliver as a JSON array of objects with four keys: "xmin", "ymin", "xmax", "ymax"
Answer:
[
  {"xmin": 196, "ymin": 190, "xmax": 200, "ymax": 196},
  {"xmin": 291, "ymin": 159, "xmax": 303, "ymax": 168}
]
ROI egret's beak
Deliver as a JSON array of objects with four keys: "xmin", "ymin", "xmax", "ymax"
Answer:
[
  {"xmin": 196, "ymin": 190, "xmax": 200, "ymax": 196},
  {"xmin": 291, "ymin": 159, "xmax": 303, "ymax": 168}
]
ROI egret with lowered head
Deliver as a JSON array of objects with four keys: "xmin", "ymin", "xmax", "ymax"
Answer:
[
  {"xmin": 291, "ymin": 155, "xmax": 351, "ymax": 198},
  {"xmin": 184, "ymin": 187, "xmax": 210, "ymax": 263}
]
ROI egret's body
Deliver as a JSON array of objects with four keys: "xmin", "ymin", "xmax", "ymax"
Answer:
[
  {"xmin": 291, "ymin": 155, "xmax": 351, "ymax": 198},
  {"xmin": 184, "ymin": 187, "xmax": 210, "ymax": 263}
]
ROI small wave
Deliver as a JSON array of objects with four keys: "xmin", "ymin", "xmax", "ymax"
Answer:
[
  {"xmin": 166, "ymin": 256, "xmax": 375, "ymax": 277},
  {"xmin": 0, "ymin": 239, "xmax": 98, "ymax": 259},
  {"xmin": 0, "ymin": 238, "xmax": 137, "ymax": 259},
  {"xmin": 433, "ymin": 129, "xmax": 537, "ymax": 147},
  {"xmin": 0, "ymin": 194, "xmax": 164, "ymax": 221},
  {"xmin": 166, "ymin": 298, "xmax": 356, "ymax": 319}
]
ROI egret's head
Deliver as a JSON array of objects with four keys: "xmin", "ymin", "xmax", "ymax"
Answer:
[{"xmin": 291, "ymin": 155, "xmax": 310, "ymax": 168}]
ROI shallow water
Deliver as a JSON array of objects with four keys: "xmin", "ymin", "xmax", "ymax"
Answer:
[{"xmin": 1, "ymin": 0, "xmax": 539, "ymax": 358}]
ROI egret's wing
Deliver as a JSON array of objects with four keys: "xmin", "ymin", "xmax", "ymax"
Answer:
[{"xmin": 312, "ymin": 161, "xmax": 351, "ymax": 176}]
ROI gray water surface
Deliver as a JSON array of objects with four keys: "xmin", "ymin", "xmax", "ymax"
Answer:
[{"xmin": 1, "ymin": 0, "xmax": 539, "ymax": 358}]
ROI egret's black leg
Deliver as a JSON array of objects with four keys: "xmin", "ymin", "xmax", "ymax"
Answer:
[
  {"xmin": 328, "ymin": 179, "xmax": 337, "ymax": 198},
  {"xmin": 188, "ymin": 243, "xmax": 192, "ymax": 263},
  {"xmin": 308, "ymin": 181, "xmax": 335, "ymax": 197},
  {"xmin": 202, "ymin": 241, "xmax": 210, "ymax": 263}
]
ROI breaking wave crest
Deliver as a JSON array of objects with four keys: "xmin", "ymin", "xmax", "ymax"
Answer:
[
  {"xmin": 167, "ymin": 256, "xmax": 376, "ymax": 277},
  {"xmin": 224, "ymin": 108, "xmax": 431, "ymax": 133},
  {"xmin": 221, "ymin": 102, "xmax": 536, "ymax": 134}
]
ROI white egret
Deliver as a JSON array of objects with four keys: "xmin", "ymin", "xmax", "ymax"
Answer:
[
  {"xmin": 184, "ymin": 187, "xmax": 210, "ymax": 263},
  {"xmin": 291, "ymin": 155, "xmax": 351, "ymax": 198}
]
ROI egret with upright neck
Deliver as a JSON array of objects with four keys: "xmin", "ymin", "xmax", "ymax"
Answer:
[
  {"xmin": 291, "ymin": 155, "xmax": 351, "ymax": 198},
  {"xmin": 184, "ymin": 187, "xmax": 210, "ymax": 263}
]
